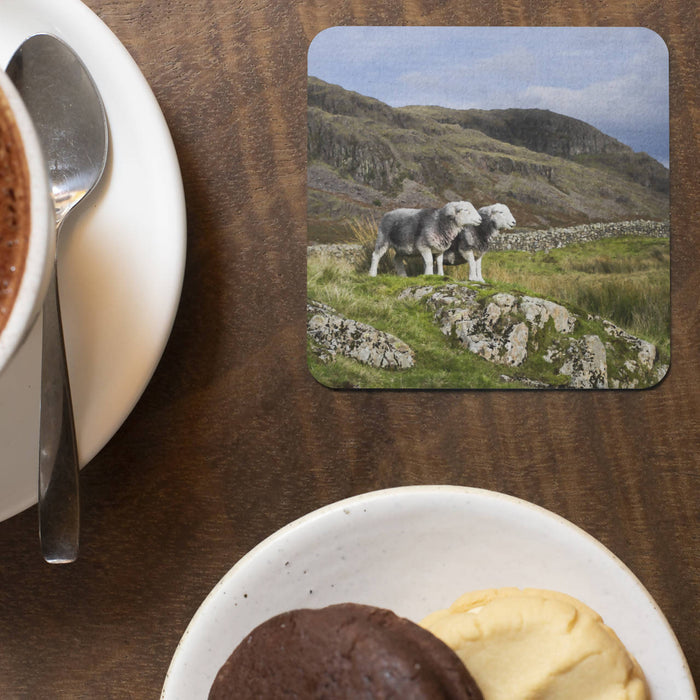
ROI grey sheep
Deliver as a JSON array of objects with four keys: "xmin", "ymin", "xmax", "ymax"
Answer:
[
  {"xmin": 368, "ymin": 201, "xmax": 482, "ymax": 277},
  {"xmin": 443, "ymin": 203, "xmax": 516, "ymax": 282}
]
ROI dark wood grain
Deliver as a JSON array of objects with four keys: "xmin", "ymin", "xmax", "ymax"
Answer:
[{"xmin": 0, "ymin": 0, "xmax": 697, "ymax": 697}]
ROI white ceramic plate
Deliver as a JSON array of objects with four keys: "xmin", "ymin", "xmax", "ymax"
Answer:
[
  {"xmin": 0, "ymin": 0, "xmax": 186, "ymax": 521},
  {"xmin": 161, "ymin": 485, "xmax": 696, "ymax": 700}
]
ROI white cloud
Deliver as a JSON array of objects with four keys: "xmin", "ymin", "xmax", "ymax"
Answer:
[
  {"xmin": 394, "ymin": 48, "xmax": 539, "ymax": 109},
  {"xmin": 470, "ymin": 46, "xmax": 538, "ymax": 81},
  {"xmin": 519, "ymin": 69, "xmax": 667, "ymax": 133}
]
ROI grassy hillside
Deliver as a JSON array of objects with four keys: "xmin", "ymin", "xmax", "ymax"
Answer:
[{"xmin": 307, "ymin": 236, "xmax": 670, "ymax": 389}]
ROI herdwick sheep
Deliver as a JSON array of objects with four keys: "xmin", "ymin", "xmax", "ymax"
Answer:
[
  {"xmin": 368, "ymin": 201, "xmax": 481, "ymax": 277},
  {"xmin": 443, "ymin": 203, "xmax": 516, "ymax": 282}
]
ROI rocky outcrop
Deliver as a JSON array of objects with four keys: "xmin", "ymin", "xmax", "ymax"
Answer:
[
  {"xmin": 420, "ymin": 107, "xmax": 669, "ymax": 194},
  {"xmin": 307, "ymin": 108, "xmax": 403, "ymax": 192},
  {"xmin": 429, "ymin": 107, "xmax": 630, "ymax": 159},
  {"xmin": 307, "ymin": 301, "xmax": 414, "ymax": 370},
  {"xmin": 396, "ymin": 283, "xmax": 664, "ymax": 388}
]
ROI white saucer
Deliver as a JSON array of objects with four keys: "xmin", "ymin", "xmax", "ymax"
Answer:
[
  {"xmin": 0, "ymin": 0, "xmax": 186, "ymax": 521},
  {"xmin": 161, "ymin": 486, "xmax": 696, "ymax": 700}
]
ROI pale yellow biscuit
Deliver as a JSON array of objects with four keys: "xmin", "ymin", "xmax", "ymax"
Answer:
[{"xmin": 421, "ymin": 588, "xmax": 649, "ymax": 700}]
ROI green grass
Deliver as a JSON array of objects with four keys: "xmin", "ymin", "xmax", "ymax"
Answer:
[
  {"xmin": 456, "ymin": 238, "xmax": 670, "ymax": 356},
  {"xmin": 307, "ymin": 234, "xmax": 670, "ymax": 389},
  {"xmin": 308, "ymin": 262, "xmax": 513, "ymax": 388}
]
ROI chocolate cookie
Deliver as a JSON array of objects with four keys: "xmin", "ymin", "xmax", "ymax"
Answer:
[{"xmin": 209, "ymin": 603, "xmax": 482, "ymax": 699}]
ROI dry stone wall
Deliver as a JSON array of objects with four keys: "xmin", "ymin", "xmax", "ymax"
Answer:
[
  {"xmin": 306, "ymin": 220, "xmax": 669, "ymax": 263},
  {"xmin": 489, "ymin": 219, "xmax": 669, "ymax": 253}
]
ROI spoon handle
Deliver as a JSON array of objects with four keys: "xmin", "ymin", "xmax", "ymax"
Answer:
[{"xmin": 38, "ymin": 265, "xmax": 79, "ymax": 564}]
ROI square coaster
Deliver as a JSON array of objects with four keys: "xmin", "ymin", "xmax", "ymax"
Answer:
[{"xmin": 306, "ymin": 27, "xmax": 669, "ymax": 390}]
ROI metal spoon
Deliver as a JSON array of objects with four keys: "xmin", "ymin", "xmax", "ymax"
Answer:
[{"xmin": 6, "ymin": 34, "xmax": 108, "ymax": 563}]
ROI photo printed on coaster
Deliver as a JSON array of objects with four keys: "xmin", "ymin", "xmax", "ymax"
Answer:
[{"xmin": 306, "ymin": 27, "xmax": 669, "ymax": 390}]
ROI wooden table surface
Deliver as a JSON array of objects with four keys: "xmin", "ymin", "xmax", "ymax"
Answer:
[{"xmin": 0, "ymin": 0, "xmax": 697, "ymax": 697}]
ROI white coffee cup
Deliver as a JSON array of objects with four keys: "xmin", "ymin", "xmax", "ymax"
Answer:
[{"xmin": 0, "ymin": 68, "xmax": 54, "ymax": 375}]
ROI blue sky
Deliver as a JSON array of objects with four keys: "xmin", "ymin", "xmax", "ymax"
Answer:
[{"xmin": 308, "ymin": 27, "xmax": 669, "ymax": 166}]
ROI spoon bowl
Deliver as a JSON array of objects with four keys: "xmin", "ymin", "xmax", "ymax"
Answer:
[{"xmin": 6, "ymin": 34, "xmax": 108, "ymax": 563}]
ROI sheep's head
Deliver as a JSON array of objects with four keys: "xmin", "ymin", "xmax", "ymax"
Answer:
[
  {"xmin": 480, "ymin": 203, "xmax": 516, "ymax": 230},
  {"xmin": 445, "ymin": 201, "xmax": 482, "ymax": 228}
]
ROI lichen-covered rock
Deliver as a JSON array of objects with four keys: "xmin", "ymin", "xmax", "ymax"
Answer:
[
  {"xmin": 307, "ymin": 301, "xmax": 414, "ymax": 370},
  {"xmin": 552, "ymin": 335, "xmax": 609, "ymax": 388},
  {"xmin": 520, "ymin": 296, "xmax": 577, "ymax": 333},
  {"xmin": 610, "ymin": 359, "xmax": 643, "ymax": 389},
  {"xmin": 600, "ymin": 319, "xmax": 657, "ymax": 369},
  {"xmin": 397, "ymin": 285, "xmax": 438, "ymax": 302},
  {"xmin": 415, "ymin": 285, "xmax": 574, "ymax": 368},
  {"xmin": 397, "ymin": 282, "xmax": 663, "ymax": 389}
]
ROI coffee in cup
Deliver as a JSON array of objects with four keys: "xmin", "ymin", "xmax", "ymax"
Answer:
[
  {"xmin": 0, "ymin": 82, "xmax": 31, "ymax": 330},
  {"xmin": 0, "ymin": 69, "xmax": 54, "ymax": 375}
]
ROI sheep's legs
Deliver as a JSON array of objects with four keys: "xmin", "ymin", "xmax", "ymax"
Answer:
[
  {"xmin": 475, "ymin": 256, "xmax": 485, "ymax": 283},
  {"xmin": 369, "ymin": 243, "xmax": 388, "ymax": 276},
  {"xmin": 419, "ymin": 247, "xmax": 434, "ymax": 275},
  {"xmin": 436, "ymin": 253, "xmax": 445, "ymax": 276},
  {"xmin": 466, "ymin": 250, "xmax": 479, "ymax": 282}
]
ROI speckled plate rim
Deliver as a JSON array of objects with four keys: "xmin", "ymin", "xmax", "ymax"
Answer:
[{"xmin": 161, "ymin": 485, "xmax": 696, "ymax": 700}]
